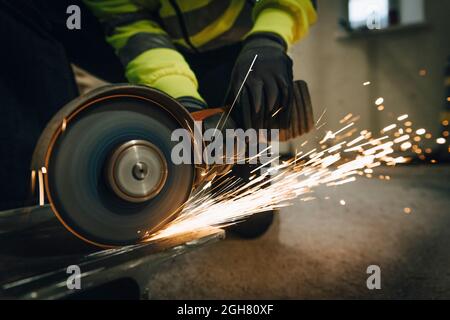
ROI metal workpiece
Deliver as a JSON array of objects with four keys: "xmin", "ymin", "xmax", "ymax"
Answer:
[{"xmin": 0, "ymin": 205, "xmax": 224, "ymax": 300}]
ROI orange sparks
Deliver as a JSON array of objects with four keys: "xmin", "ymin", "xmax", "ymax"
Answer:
[
  {"xmin": 145, "ymin": 111, "xmax": 435, "ymax": 242},
  {"xmin": 61, "ymin": 118, "xmax": 67, "ymax": 132},
  {"xmin": 416, "ymin": 128, "xmax": 426, "ymax": 135},
  {"xmin": 400, "ymin": 142, "xmax": 412, "ymax": 151},
  {"xmin": 381, "ymin": 124, "xmax": 397, "ymax": 133},
  {"xmin": 38, "ymin": 170, "xmax": 45, "ymax": 206},
  {"xmin": 340, "ymin": 113, "xmax": 353, "ymax": 123},
  {"xmin": 375, "ymin": 97, "xmax": 384, "ymax": 105}
]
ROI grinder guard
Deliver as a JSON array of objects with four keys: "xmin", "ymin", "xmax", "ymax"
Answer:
[{"xmin": 31, "ymin": 85, "xmax": 210, "ymax": 247}]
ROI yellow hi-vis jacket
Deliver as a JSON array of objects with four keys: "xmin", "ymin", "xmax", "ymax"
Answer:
[{"xmin": 83, "ymin": 0, "xmax": 317, "ymax": 101}]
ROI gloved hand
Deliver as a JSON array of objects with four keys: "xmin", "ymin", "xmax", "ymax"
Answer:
[
  {"xmin": 225, "ymin": 32, "xmax": 294, "ymax": 130},
  {"xmin": 177, "ymin": 96, "xmax": 207, "ymax": 113}
]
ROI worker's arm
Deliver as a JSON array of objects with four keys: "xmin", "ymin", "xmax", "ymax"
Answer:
[
  {"xmin": 249, "ymin": 0, "xmax": 317, "ymax": 46},
  {"xmin": 226, "ymin": 0, "xmax": 317, "ymax": 130},
  {"xmin": 83, "ymin": 0, "xmax": 204, "ymax": 103}
]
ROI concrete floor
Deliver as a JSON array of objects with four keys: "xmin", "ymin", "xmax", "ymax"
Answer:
[{"xmin": 147, "ymin": 165, "xmax": 450, "ymax": 299}]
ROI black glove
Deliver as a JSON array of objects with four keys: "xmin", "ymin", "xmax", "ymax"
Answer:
[
  {"xmin": 177, "ymin": 96, "xmax": 207, "ymax": 113},
  {"xmin": 225, "ymin": 32, "xmax": 294, "ymax": 130}
]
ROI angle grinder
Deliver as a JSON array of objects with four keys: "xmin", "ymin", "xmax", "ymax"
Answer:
[{"xmin": 30, "ymin": 81, "xmax": 313, "ymax": 247}]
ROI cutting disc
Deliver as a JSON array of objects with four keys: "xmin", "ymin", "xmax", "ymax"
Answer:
[{"xmin": 37, "ymin": 86, "xmax": 195, "ymax": 247}]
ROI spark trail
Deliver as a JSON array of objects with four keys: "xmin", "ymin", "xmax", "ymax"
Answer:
[
  {"xmin": 145, "ymin": 98, "xmax": 450, "ymax": 242},
  {"xmin": 145, "ymin": 111, "xmax": 428, "ymax": 242}
]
